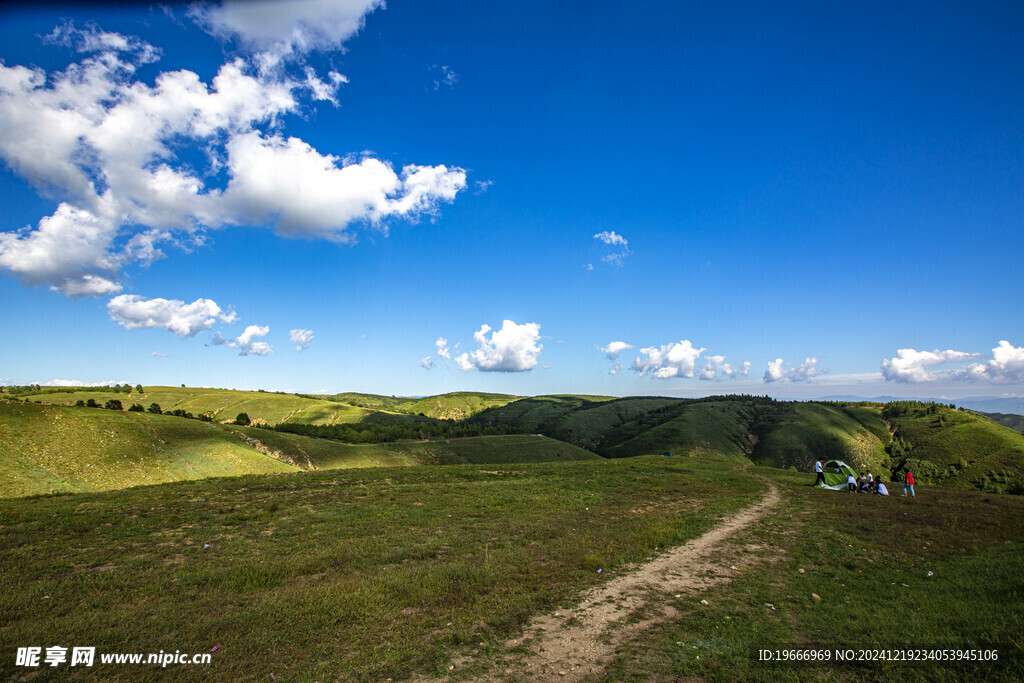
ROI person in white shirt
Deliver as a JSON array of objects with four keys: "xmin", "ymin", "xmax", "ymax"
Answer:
[
  {"xmin": 846, "ymin": 473, "xmax": 856, "ymax": 492},
  {"xmin": 814, "ymin": 459, "xmax": 825, "ymax": 487},
  {"xmin": 875, "ymin": 479, "xmax": 889, "ymax": 496}
]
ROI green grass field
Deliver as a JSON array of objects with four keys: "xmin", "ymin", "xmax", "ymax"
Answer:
[
  {"xmin": 0, "ymin": 402, "xmax": 296, "ymax": 498},
  {"xmin": 0, "ymin": 455, "xmax": 763, "ymax": 681},
  {"xmin": 888, "ymin": 407, "xmax": 1024, "ymax": 493},
  {"xmin": 23, "ymin": 386, "xmax": 382, "ymax": 425},
  {"xmin": 1, "ymin": 457, "xmax": 1021, "ymax": 681},
  {"xmin": 603, "ymin": 467, "xmax": 1024, "ymax": 681},
  {"xmin": 0, "ymin": 402, "xmax": 603, "ymax": 497}
]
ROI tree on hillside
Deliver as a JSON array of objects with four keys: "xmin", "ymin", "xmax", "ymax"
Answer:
[
  {"xmin": 148, "ymin": 403, "xmax": 162, "ymax": 414},
  {"xmin": 136, "ymin": 384, "xmax": 144, "ymax": 394},
  {"xmin": 86, "ymin": 398, "xmax": 99, "ymax": 408},
  {"xmin": 128, "ymin": 403, "xmax": 144, "ymax": 412},
  {"xmin": 112, "ymin": 384, "xmax": 121, "ymax": 394},
  {"xmin": 74, "ymin": 400, "xmax": 85, "ymax": 407},
  {"xmin": 235, "ymin": 412, "xmax": 251, "ymax": 426},
  {"xmin": 104, "ymin": 399, "xmax": 123, "ymax": 410}
]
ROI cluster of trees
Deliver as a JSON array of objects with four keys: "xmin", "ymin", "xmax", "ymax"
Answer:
[
  {"xmin": 274, "ymin": 419, "xmax": 524, "ymax": 444},
  {"xmin": 881, "ymin": 401, "xmax": 960, "ymax": 419}
]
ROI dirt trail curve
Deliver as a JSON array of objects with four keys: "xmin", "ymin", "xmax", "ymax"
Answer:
[{"xmin": 463, "ymin": 481, "xmax": 781, "ymax": 682}]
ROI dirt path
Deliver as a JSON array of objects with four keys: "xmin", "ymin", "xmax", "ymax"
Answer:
[{"xmin": 462, "ymin": 481, "xmax": 781, "ymax": 681}]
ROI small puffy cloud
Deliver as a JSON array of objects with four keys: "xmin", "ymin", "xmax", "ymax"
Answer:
[
  {"xmin": 601, "ymin": 340, "xmax": 634, "ymax": 375},
  {"xmin": 881, "ymin": 348, "xmax": 980, "ymax": 383},
  {"xmin": 43, "ymin": 379, "xmax": 118, "ymax": 387},
  {"xmin": 108, "ymin": 294, "xmax": 237, "ymax": 337},
  {"xmin": 594, "ymin": 231, "xmax": 627, "ymax": 247},
  {"xmin": 452, "ymin": 320, "xmax": 543, "ymax": 372},
  {"xmin": 601, "ymin": 341, "xmax": 634, "ymax": 360},
  {"xmin": 882, "ymin": 341, "xmax": 1024, "ymax": 384},
  {"xmin": 289, "ymin": 328, "xmax": 314, "ymax": 350},
  {"xmin": 700, "ymin": 356, "xmax": 751, "ymax": 381},
  {"xmin": 435, "ymin": 337, "xmax": 451, "ymax": 359},
  {"xmin": 421, "ymin": 356, "xmax": 433, "ymax": 370},
  {"xmin": 212, "ymin": 324, "xmax": 273, "ymax": 356},
  {"xmin": 150, "ymin": 352, "xmax": 170, "ymax": 357},
  {"xmin": 632, "ymin": 340, "xmax": 705, "ymax": 379},
  {"xmin": 763, "ymin": 357, "xmax": 821, "ymax": 383},
  {"xmin": 592, "ymin": 231, "xmax": 630, "ymax": 266},
  {"xmin": 190, "ymin": 0, "xmax": 384, "ymax": 59},
  {"xmin": 474, "ymin": 180, "xmax": 494, "ymax": 194}
]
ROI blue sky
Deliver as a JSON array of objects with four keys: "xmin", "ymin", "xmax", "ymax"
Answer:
[{"xmin": 1, "ymin": 0, "xmax": 1022, "ymax": 399}]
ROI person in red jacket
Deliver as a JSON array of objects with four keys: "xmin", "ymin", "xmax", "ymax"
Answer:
[{"xmin": 902, "ymin": 471, "xmax": 916, "ymax": 498}]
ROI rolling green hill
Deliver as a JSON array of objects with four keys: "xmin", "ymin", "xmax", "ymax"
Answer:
[
  {"xmin": 27, "ymin": 386, "xmax": 378, "ymax": 425},
  {"xmin": 886, "ymin": 403, "xmax": 1024, "ymax": 493},
  {"xmin": 0, "ymin": 402, "xmax": 297, "ymax": 498},
  {"xmin": 751, "ymin": 402, "xmax": 890, "ymax": 474},
  {"xmin": 220, "ymin": 426, "xmax": 597, "ymax": 469},
  {"xmin": 980, "ymin": 411, "xmax": 1024, "ymax": 434},
  {"xmin": 26, "ymin": 387, "xmax": 524, "ymax": 425},
  {"xmin": 0, "ymin": 402, "xmax": 599, "ymax": 498}
]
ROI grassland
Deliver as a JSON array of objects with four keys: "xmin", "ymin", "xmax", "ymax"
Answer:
[
  {"xmin": 0, "ymin": 456, "xmax": 763, "ymax": 681},
  {"xmin": 28, "ymin": 386, "xmax": 378, "ymax": 425},
  {"xmin": 887, "ymin": 407, "xmax": 1024, "ymax": 493},
  {"xmin": 220, "ymin": 426, "xmax": 598, "ymax": 469},
  {"xmin": 0, "ymin": 402, "xmax": 296, "ymax": 498},
  {"xmin": 1, "ymin": 456, "xmax": 1021, "ymax": 681},
  {"xmin": 752, "ymin": 402, "xmax": 890, "ymax": 474},
  {"xmin": 0, "ymin": 402, "xmax": 601, "ymax": 497},
  {"xmin": 602, "ymin": 467, "xmax": 1024, "ymax": 681}
]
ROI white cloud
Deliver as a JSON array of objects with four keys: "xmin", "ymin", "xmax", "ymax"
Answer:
[
  {"xmin": 763, "ymin": 357, "xmax": 821, "ymax": 383},
  {"xmin": 882, "ymin": 341, "xmax": 1024, "ymax": 384},
  {"xmin": 881, "ymin": 348, "xmax": 980, "ymax": 383},
  {"xmin": 108, "ymin": 294, "xmax": 237, "ymax": 337},
  {"xmin": 601, "ymin": 341, "xmax": 634, "ymax": 359},
  {"xmin": 451, "ymin": 320, "xmax": 543, "ymax": 372},
  {"xmin": 223, "ymin": 132, "xmax": 465, "ymax": 240},
  {"xmin": 0, "ymin": 203, "xmax": 122, "ymax": 297},
  {"xmin": 435, "ymin": 337, "xmax": 451, "ymax": 359},
  {"xmin": 700, "ymin": 355, "xmax": 751, "ymax": 381},
  {"xmin": 601, "ymin": 340, "xmax": 634, "ymax": 376},
  {"xmin": 212, "ymin": 324, "xmax": 273, "ymax": 356},
  {"xmin": 421, "ymin": 356, "xmax": 433, "ymax": 370},
  {"xmin": 965, "ymin": 341, "xmax": 1024, "ymax": 383},
  {"xmin": 0, "ymin": 20, "xmax": 466, "ymax": 298},
  {"xmin": 189, "ymin": 0, "xmax": 384, "ymax": 60},
  {"xmin": 594, "ymin": 231, "xmax": 627, "ymax": 247},
  {"xmin": 42, "ymin": 378, "xmax": 119, "ymax": 387},
  {"xmin": 592, "ymin": 231, "xmax": 630, "ymax": 266},
  {"xmin": 631, "ymin": 340, "xmax": 705, "ymax": 379},
  {"xmin": 150, "ymin": 352, "xmax": 170, "ymax": 357},
  {"xmin": 764, "ymin": 358, "xmax": 786, "ymax": 383},
  {"xmin": 289, "ymin": 328, "xmax": 314, "ymax": 350}
]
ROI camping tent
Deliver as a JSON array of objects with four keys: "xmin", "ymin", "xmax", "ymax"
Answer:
[{"xmin": 818, "ymin": 459, "xmax": 857, "ymax": 490}]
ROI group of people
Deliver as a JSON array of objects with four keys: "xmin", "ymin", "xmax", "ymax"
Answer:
[
  {"xmin": 813, "ymin": 458, "xmax": 916, "ymax": 497},
  {"xmin": 846, "ymin": 470, "xmax": 889, "ymax": 495}
]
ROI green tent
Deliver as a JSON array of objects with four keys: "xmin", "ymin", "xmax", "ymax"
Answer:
[{"xmin": 818, "ymin": 459, "xmax": 857, "ymax": 490}]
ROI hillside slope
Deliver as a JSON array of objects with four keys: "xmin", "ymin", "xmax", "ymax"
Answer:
[
  {"xmin": 886, "ymin": 403, "xmax": 1024, "ymax": 493},
  {"xmin": 0, "ymin": 402, "xmax": 296, "ymax": 497},
  {"xmin": 751, "ymin": 402, "xmax": 890, "ymax": 474}
]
